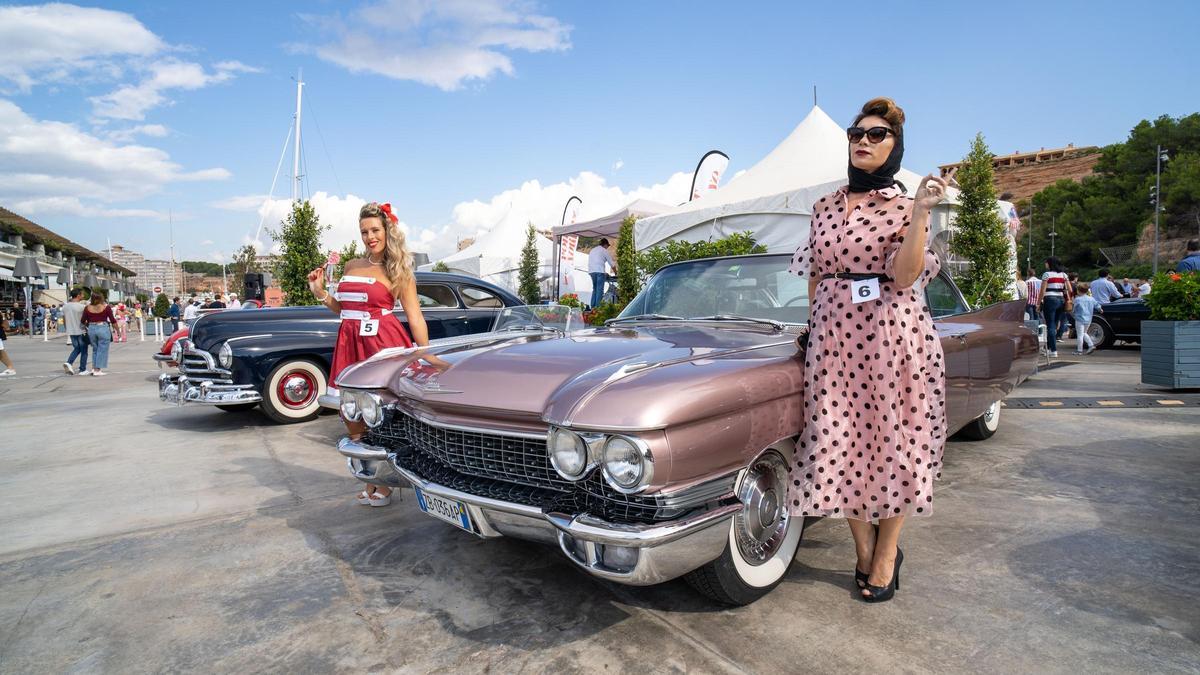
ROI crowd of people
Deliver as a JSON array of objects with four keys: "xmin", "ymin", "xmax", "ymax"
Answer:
[{"xmin": 1020, "ymin": 239, "xmax": 1200, "ymax": 357}]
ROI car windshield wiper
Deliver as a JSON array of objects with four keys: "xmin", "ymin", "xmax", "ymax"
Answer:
[
  {"xmin": 605, "ymin": 313, "xmax": 683, "ymax": 325},
  {"xmin": 692, "ymin": 314, "xmax": 785, "ymax": 331}
]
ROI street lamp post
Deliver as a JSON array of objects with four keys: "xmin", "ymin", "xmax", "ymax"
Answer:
[
  {"xmin": 1048, "ymin": 216, "xmax": 1057, "ymax": 258},
  {"xmin": 1153, "ymin": 145, "xmax": 1168, "ymax": 275}
]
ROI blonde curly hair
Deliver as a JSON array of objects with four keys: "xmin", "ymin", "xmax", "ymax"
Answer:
[{"xmin": 359, "ymin": 202, "xmax": 413, "ymax": 297}]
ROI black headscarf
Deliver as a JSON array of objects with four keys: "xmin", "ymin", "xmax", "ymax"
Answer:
[{"xmin": 847, "ymin": 126, "xmax": 904, "ymax": 193}]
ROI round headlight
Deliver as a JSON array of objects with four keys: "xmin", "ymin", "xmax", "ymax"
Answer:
[
  {"xmin": 217, "ymin": 341, "xmax": 233, "ymax": 368},
  {"xmin": 361, "ymin": 393, "xmax": 383, "ymax": 427},
  {"xmin": 339, "ymin": 388, "xmax": 361, "ymax": 421},
  {"xmin": 170, "ymin": 340, "xmax": 183, "ymax": 362},
  {"xmin": 602, "ymin": 436, "xmax": 652, "ymax": 492},
  {"xmin": 549, "ymin": 428, "xmax": 588, "ymax": 480}
]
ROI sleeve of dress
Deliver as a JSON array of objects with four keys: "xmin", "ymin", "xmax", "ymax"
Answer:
[
  {"xmin": 883, "ymin": 202, "xmax": 941, "ymax": 291},
  {"xmin": 787, "ymin": 206, "xmax": 819, "ymax": 279}
]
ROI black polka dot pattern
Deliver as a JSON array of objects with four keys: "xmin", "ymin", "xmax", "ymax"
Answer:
[{"xmin": 788, "ymin": 186, "xmax": 946, "ymax": 522}]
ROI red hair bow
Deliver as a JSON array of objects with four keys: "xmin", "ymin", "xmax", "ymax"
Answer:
[{"xmin": 379, "ymin": 202, "xmax": 399, "ymax": 225}]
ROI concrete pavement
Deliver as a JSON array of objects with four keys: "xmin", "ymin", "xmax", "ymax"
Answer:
[{"xmin": 0, "ymin": 337, "xmax": 1197, "ymax": 673}]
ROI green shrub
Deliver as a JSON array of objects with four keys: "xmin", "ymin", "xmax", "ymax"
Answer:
[
  {"xmin": 1145, "ymin": 271, "xmax": 1200, "ymax": 321},
  {"xmin": 636, "ymin": 231, "xmax": 766, "ymax": 280},
  {"xmin": 153, "ymin": 293, "xmax": 170, "ymax": 318}
]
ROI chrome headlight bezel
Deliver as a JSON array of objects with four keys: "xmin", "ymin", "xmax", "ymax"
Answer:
[
  {"xmin": 217, "ymin": 341, "xmax": 233, "ymax": 368},
  {"xmin": 360, "ymin": 392, "xmax": 384, "ymax": 428},
  {"xmin": 170, "ymin": 340, "xmax": 183, "ymax": 362},
  {"xmin": 547, "ymin": 427, "xmax": 591, "ymax": 480},
  {"xmin": 601, "ymin": 434, "xmax": 654, "ymax": 494},
  {"xmin": 339, "ymin": 388, "xmax": 362, "ymax": 421}
]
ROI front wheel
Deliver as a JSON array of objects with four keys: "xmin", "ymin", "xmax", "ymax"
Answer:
[
  {"xmin": 1087, "ymin": 320, "xmax": 1113, "ymax": 350},
  {"xmin": 956, "ymin": 400, "xmax": 1000, "ymax": 441},
  {"xmin": 260, "ymin": 359, "xmax": 327, "ymax": 424},
  {"xmin": 685, "ymin": 451, "xmax": 804, "ymax": 605}
]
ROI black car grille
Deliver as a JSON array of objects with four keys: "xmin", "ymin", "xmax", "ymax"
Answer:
[
  {"xmin": 179, "ymin": 347, "xmax": 224, "ymax": 378},
  {"xmin": 368, "ymin": 408, "xmax": 682, "ymax": 524}
]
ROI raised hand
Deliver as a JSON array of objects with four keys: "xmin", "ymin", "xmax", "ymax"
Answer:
[
  {"xmin": 307, "ymin": 267, "xmax": 326, "ymax": 298},
  {"xmin": 915, "ymin": 168, "xmax": 956, "ymax": 212}
]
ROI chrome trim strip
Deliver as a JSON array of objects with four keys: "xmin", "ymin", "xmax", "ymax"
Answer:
[
  {"xmin": 223, "ymin": 334, "xmax": 274, "ymax": 343},
  {"xmin": 394, "ymin": 405, "xmax": 548, "ymax": 441},
  {"xmin": 544, "ymin": 502, "xmax": 741, "ymax": 548},
  {"xmin": 390, "ymin": 463, "xmax": 547, "ymax": 519}
]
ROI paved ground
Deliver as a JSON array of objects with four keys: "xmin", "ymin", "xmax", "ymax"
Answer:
[{"xmin": 0, "ymin": 336, "xmax": 1197, "ymax": 674}]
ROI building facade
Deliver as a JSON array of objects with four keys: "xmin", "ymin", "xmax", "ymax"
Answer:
[
  {"xmin": 939, "ymin": 144, "xmax": 1101, "ymax": 204},
  {"xmin": 109, "ymin": 244, "xmax": 181, "ymax": 296}
]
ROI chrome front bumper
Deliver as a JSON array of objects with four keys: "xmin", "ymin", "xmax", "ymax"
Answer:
[
  {"xmin": 159, "ymin": 373, "xmax": 263, "ymax": 406},
  {"xmin": 336, "ymin": 437, "xmax": 737, "ymax": 586}
]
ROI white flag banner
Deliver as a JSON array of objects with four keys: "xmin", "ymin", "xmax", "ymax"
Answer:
[
  {"xmin": 559, "ymin": 234, "xmax": 578, "ymax": 298},
  {"xmin": 690, "ymin": 150, "xmax": 730, "ymax": 201}
]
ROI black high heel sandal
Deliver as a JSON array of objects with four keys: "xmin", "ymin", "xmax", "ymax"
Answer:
[
  {"xmin": 862, "ymin": 548, "xmax": 903, "ymax": 603},
  {"xmin": 855, "ymin": 524, "xmax": 880, "ymax": 589}
]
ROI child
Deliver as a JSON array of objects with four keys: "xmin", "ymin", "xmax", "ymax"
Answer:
[{"xmin": 1072, "ymin": 282, "xmax": 1103, "ymax": 355}]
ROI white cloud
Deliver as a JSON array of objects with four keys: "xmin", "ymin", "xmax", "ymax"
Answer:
[
  {"xmin": 211, "ymin": 194, "xmax": 272, "ymax": 211},
  {"xmin": 90, "ymin": 59, "xmax": 257, "ymax": 120},
  {"xmin": 200, "ymin": 239, "xmax": 214, "ymax": 246},
  {"xmin": 104, "ymin": 123, "xmax": 169, "ymax": 143},
  {"xmin": 0, "ymin": 3, "xmax": 164, "ymax": 91},
  {"xmin": 9, "ymin": 195, "xmax": 163, "ymax": 219},
  {"xmin": 0, "ymin": 99, "xmax": 229, "ymax": 213},
  {"xmin": 612, "ymin": 159, "xmax": 624, "ymax": 172},
  {"xmin": 302, "ymin": 0, "xmax": 571, "ymax": 90}
]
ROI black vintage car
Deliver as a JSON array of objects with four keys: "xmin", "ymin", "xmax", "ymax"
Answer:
[
  {"xmin": 1087, "ymin": 297, "xmax": 1149, "ymax": 349},
  {"xmin": 158, "ymin": 272, "xmax": 523, "ymax": 423}
]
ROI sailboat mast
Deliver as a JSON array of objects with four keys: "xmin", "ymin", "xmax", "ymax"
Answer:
[{"xmin": 292, "ymin": 68, "xmax": 304, "ymax": 202}]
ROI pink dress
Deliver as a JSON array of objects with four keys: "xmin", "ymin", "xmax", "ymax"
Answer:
[
  {"xmin": 330, "ymin": 275, "xmax": 413, "ymax": 383},
  {"xmin": 787, "ymin": 186, "xmax": 947, "ymax": 521}
]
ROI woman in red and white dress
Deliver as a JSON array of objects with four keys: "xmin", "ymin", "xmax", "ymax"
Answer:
[{"xmin": 308, "ymin": 201, "xmax": 429, "ymax": 506}]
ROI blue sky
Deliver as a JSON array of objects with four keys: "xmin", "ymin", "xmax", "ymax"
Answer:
[{"xmin": 1, "ymin": 0, "xmax": 1197, "ymax": 264}]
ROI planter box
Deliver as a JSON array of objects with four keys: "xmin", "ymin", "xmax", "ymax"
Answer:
[{"xmin": 1141, "ymin": 320, "xmax": 1200, "ymax": 389}]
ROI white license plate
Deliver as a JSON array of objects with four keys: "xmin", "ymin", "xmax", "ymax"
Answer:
[{"xmin": 415, "ymin": 488, "xmax": 472, "ymax": 532}]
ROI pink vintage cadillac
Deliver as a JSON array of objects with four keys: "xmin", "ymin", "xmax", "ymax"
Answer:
[{"xmin": 334, "ymin": 254, "xmax": 1037, "ymax": 605}]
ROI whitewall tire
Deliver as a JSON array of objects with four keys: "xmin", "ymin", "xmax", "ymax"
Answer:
[{"xmin": 260, "ymin": 359, "xmax": 327, "ymax": 424}]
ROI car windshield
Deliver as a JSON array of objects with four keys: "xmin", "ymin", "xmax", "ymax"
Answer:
[
  {"xmin": 620, "ymin": 255, "xmax": 809, "ymax": 324},
  {"xmin": 492, "ymin": 305, "xmax": 587, "ymax": 333}
]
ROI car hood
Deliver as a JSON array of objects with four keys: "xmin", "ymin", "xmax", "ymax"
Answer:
[
  {"xmin": 338, "ymin": 322, "xmax": 804, "ymax": 430},
  {"xmin": 189, "ymin": 306, "xmax": 332, "ymax": 350}
]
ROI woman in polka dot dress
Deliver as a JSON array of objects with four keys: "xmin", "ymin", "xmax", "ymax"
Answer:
[{"xmin": 789, "ymin": 97, "xmax": 952, "ymax": 603}]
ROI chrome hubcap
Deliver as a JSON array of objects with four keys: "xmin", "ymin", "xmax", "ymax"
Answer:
[
  {"xmin": 734, "ymin": 452, "xmax": 790, "ymax": 566},
  {"xmin": 282, "ymin": 375, "xmax": 312, "ymax": 404}
]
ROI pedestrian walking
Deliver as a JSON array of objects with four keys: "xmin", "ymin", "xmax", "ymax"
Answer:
[
  {"xmin": 114, "ymin": 302, "xmax": 129, "ymax": 343},
  {"xmin": 788, "ymin": 97, "xmax": 948, "ymax": 603},
  {"xmin": 1176, "ymin": 240, "xmax": 1200, "ymax": 273},
  {"xmin": 1071, "ymin": 283, "xmax": 1103, "ymax": 355},
  {"xmin": 62, "ymin": 288, "xmax": 89, "ymax": 375},
  {"xmin": 1024, "ymin": 268, "xmax": 1042, "ymax": 321},
  {"xmin": 1038, "ymin": 257, "xmax": 1071, "ymax": 357},
  {"xmin": 1089, "ymin": 269, "xmax": 1124, "ymax": 304},
  {"xmin": 308, "ymin": 201, "xmax": 431, "ymax": 508},
  {"xmin": 168, "ymin": 297, "xmax": 181, "ymax": 333},
  {"xmin": 0, "ymin": 319, "xmax": 15, "ymax": 376},
  {"xmin": 81, "ymin": 292, "xmax": 116, "ymax": 376}
]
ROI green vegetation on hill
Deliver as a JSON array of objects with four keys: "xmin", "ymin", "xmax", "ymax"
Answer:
[{"xmin": 1019, "ymin": 112, "xmax": 1200, "ymax": 271}]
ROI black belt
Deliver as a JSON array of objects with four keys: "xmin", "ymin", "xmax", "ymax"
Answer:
[{"xmin": 821, "ymin": 272, "xmax": 892, "ymax": 282}]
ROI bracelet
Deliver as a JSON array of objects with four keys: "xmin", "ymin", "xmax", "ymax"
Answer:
[{"xmin": 316, "ymin": 291, "xmax": 330, "ymax": 302}]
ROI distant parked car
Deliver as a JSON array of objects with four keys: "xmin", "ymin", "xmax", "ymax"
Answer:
[
  {"xmin": 333, "ymin": 253, "xmax": 1038, "ymax": 605},
  {"xmin": 158, "ymin": 272, "xmax": 522, "ymax": 423},
  {"xmin": 1086, "ymin": 297, "xmax": 1149, "ymax": 349}
]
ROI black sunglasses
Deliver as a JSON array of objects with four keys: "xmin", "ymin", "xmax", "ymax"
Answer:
[{"xmin": 847, "ymin": 126, "xmax": 895, "ymax": 143}]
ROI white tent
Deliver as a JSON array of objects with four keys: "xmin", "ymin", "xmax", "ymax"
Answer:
[
  {"xmin": 419, "ymin": 217, "xmax": 593, "ymax": 297},
  {"xmin": 635, "ymin": 106, "xmax": 958, "ymax": 254},
  {"xmin": 552, "ymin": 198, "xmax": 671, "ymax": 239}
]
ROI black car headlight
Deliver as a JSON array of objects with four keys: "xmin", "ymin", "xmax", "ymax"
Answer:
[
  {"xmin": 601, "ymin": 435, "xmax": 653, "ymax": 493},
  {"xmin": 217, "ymin": 342, "xmax": 233, "ymax": 368}
]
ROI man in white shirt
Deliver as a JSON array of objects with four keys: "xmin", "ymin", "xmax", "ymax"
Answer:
[
  {"xmin": 182, "ymin": 301, "xmax": 199, "ymax": 321},
  {"xmin": 587, "ymin": 239, "xmax": 617, "ymax": 308},
  {"xmin": 1089, "ymin": 269, "xmax": 1124, "ymax": 304},
  {"xmin": 61, "ymin": 288, "xmax": 88, "ymax": 375},
  {"xmin": 228, "ymin": 293, "xmax": 242, "ymax": 309}
]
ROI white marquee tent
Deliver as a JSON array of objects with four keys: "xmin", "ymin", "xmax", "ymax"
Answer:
[
  {"xmin": 419, "ymin": 216, "xmax": 593, "ymax": 297},
  {"xmin": 635, "ymin": 105, "xmax": 960, "ymax": 255}
]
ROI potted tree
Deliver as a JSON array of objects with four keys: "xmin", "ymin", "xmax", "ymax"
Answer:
[{"xmin": 1141, "ymin": 271, "xmax": 1200, "ymax": 388}]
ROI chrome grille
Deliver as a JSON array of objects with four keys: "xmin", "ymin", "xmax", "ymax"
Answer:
[
  {"xmin": 369, "ymin": 408, "xmax": 694, "ymax": 524},
  {"xmin": 371, "ymin": 408, "xmax": 571, "ymax": 491},
  {"xmin": 178, "ymin": 346, "xmax": 227, "ymax": 378}
]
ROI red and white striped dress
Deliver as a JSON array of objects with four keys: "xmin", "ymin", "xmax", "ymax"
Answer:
[{"xmin": 330, "ymin": 275, "xmax": 413, "ymax": 382}]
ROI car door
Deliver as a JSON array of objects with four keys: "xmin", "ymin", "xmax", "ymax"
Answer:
[
  {"xmin": 927, "ymin": 273, "xmax": 976, "ymax": 431},
  {"xmin": 457, "ymin": 285, "xmax": 508, "ymax": 333},
  {"xmin": 398, "ymin": 283, "xmax": 465, "ymax": 340}
]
